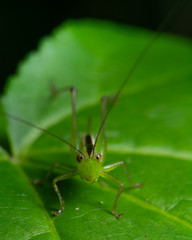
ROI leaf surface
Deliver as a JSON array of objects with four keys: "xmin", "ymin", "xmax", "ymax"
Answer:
[{"xmin": 1, "ymin": 19, "xmax": 192, "ymax": 239}]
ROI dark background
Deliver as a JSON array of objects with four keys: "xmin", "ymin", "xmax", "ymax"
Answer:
[{"xmin": 0, "ymin": 0, "xmax": 192, "ymax": 93}]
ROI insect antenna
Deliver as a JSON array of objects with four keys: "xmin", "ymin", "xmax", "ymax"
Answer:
[
  {"xmin": 93, "ymin": 0, "xmax": 189, "ymax": 155},
  {"xmin": 1, "ymin": 112, "xmax": 86, "ymax": 158}
]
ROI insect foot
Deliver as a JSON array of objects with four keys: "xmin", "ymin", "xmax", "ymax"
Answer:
[
  {"xmin": 131, "ymin": 183, "xmax": 143, "ymax": 188},
  {"xmin": 52, "ymin": 208, "xmax": 64, "ymax": 216},
  {"xmin": 113, "ymin": 211, "xmax": 124, "ymax": 219},
  {"xmin": 33, "ymin": 179, "xmax": 46, "ymax": 186}
]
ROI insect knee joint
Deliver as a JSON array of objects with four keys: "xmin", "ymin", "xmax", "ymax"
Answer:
[{"xmin": 70, "ymin": 86, "xmax": 76, "ymax": 93}]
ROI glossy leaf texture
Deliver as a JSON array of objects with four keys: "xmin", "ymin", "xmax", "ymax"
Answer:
[{"xmin": 1, "ymin": 19, "xmax": 192, "ymax": 239}]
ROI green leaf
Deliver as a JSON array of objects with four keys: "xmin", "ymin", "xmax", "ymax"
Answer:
[
  {"xmin": 1, "ymin": 19, "xmax": 192, "ymax": 239},
  {"xmin": 0, "ymin": 150, "xmax": 58, "ymax": 240}
]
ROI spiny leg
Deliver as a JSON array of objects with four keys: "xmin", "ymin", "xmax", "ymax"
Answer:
[
  {"xmin": 33, "ymin": 162, "xmax": 76, "ymax": 185},
  {"xmin": 101, "ymin": 96, "xmax": 107, "ymax": 139},
  {"xmin": 103, "ymin": 161, "xmax": 142, "ymax": 188},
  {"xmin": 95, "ymin": 96, "xmax": 108, "ymax": 158},
  {"xmin": 50, "ymin": 83, "xmax": 59, "ymax": 98},
  {"xmin": 52, "ymin": 170, "xmax": 78, "ymax": 216},
  {"xmin": 100, "ymin": 161, "xmax": 142, "ymax": 218},
  {"xmin": 70, "ymin": 87, "xmax": 79, "ymax": 160},
  {"xmin": 42, "ymin": 85, "xmax": 79, "ymax": 215},
  {"xmin": 49, "ymin": 85, "xmax": 79, "ymax": 160},
  {"xmin": 100, "ymin": 171, "xmax": 124, "ymax": 219},
  {"xmin": 49, "ymin": 83, "xmax": 75, "ymax": 99}
]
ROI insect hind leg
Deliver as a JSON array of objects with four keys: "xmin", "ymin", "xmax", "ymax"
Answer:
[
  {"xmin": 102, "ymin": 161, "xmax": 143, "ymax": 188},
  {"xmin": 94, "ymin": 96, "xmax": 108, "ymax": 158},
  {"xmin": 49, "ymin": 84, "xmax": 79, "ymax": 161},
  {"xmin": 101, "ymin": 161, "xmax": 142, "ymax": 218},
  {"xmin": 52, "ymin": 170, "xmax": 78, "ymax": 216}
]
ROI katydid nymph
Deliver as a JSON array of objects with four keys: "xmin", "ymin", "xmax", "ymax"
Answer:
[
  {"xmin": 1, "ymin": 0, "xmax": 188, "ymax": 219},
  {"xmin": 4, "ymin": 88, "xmax": 142, "ymax": 219}
]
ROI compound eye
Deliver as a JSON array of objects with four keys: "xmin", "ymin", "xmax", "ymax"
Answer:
[
  {"xmin": 77, "ymin": 153, "xmax": 83, "ymax": 163},
  {"xmin": 95, "ymin": 153, "xmax": 102, "ymax": 162}
]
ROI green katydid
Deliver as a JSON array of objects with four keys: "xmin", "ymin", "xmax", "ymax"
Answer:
[
  {"xmin": 1, "ymin": 0, "xmax": 188, "ymax": 219},
  {"xmin": 5, "ymin": 89, "xmax": 142, "ymax": 219}
]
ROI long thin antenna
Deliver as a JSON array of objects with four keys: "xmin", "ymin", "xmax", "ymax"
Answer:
[
  {"xmin": 93, "ymin": 0, "xmax": 189, "ymax": 154},
  {"xmin": 1, "ymin": 112, "xmax": 86, "ymax": 158}
]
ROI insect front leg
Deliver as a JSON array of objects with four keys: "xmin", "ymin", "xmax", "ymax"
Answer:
[
  {"xmin": 33, "ymin": 162, "xmax": 76, "ymax": 185},
  {"xmin": 100, "ymin": 171, "xmax": 124, "ymax": 219},
  {"xmin": 52, "ymin": 170, "xmax": 78, "ymax": 216},
  {"xmin": 49, "ymin": 85, "xmax": 79, "ymax": 160},
  {"xmin": 100, "ymin": 161, "xmax": 142, "ymax": 219}
]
